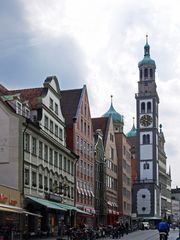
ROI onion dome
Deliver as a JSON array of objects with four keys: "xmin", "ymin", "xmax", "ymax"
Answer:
[
  {"xmin": 138, "ymin": 35, "xmax": 156, "ymax": 67},
  {"xmin": 127, "ymin": 118, "xmax": 136, "ymax": 137},
  {"xmin": 103, "ymin": 95, "xmax": 124, "ymax": 123}
]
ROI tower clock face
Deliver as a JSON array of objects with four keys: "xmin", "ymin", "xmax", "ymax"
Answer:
[{"xmin": 140, "ymin": 114, "xmax": 153, "ymax": 127}]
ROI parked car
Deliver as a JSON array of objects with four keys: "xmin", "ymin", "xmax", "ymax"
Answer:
[{"xmin": 142, "ymin": 221, "xmax": 150, "ymax": 230}]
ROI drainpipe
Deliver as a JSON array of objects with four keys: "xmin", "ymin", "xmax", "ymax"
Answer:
[{"xmin": 20, "ymin": 119, "xmax": 29, "ymax": 240}]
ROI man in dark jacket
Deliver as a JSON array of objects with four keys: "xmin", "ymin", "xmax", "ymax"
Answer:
[{"xmin": 157, "ymin": 220, "xmax": 169, "ymax": 240}]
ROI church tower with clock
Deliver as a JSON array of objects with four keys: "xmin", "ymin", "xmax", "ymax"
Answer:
[{"xmin": 132, "ymin": 36, "xmax": 161, "ymax": 220}]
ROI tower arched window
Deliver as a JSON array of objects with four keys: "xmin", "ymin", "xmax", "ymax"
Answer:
[
  {"xmin": 143, "ymin": 134, "xmax": 150, "ymax": 144},
  {"xmin": 141, "ymin": 102, "xmax": 145, "ymax": 113},
  {"xmin": 144, "ymin": 68, "xmax": 148, "ymax": 78},
  {"xmin": 140, "ymin": 69, "xmax": 142, "ymax": 79},
  {"xmin": 150, "ymin": 69, "xmax": 153, "ymax": 78},
  {"xmin": 147, "ymin": 102, "xmax": 151, "ymax": 113},
  {"xmin": 143, "ymin": 162, "xmax": 150, "ymax": 169}
]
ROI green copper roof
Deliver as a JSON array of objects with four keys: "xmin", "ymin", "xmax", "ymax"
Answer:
[
  {"xmin": 138, "ymin": 35, "xmax": 156, "ymax": 67},
  {"xmin": 103, "ymin": 98, "xmax": 124, "ymax": 123},
  {"xmin": 126, "ymin": 123, "xmax": 136, "ymax": 137}
]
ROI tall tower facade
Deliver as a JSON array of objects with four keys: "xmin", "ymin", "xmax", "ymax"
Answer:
[{"xmin": 132, "ymin": 36, "xmax": 161, "ymax": 221}]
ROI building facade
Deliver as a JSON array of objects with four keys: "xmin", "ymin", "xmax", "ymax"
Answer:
[
  {"xmin": 132, "ymin": 36, "xmax": 161, "ymax": 222},
  {"xmin": 61, "ymin": 85, "xmax": 95, "ymax": 226},
  {"xmin": 158, "ymin": 124, "xmax": 171, "ymax": 220},
  {"xmin": 0, "ymin": 77, "xmax": 79, "ymax": 237}
]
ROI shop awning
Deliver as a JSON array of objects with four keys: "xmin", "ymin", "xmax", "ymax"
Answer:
[
  {"xmin": 26, "ymin": 196, "xmax": 67, "ymax": 211},
  {"xmin": 0, "ymin": 203, "xmax": 42, "ymax": 217},
  {"xmin": 59, "ymin": 204, "xmax": 90, "ymax": 215},
  {"xmin": 0, "ymin": 203, "xmax": 24, "ymax": 213},
  {"xmin": 23, "ymin": 211, "xmax": 42, "ymax": 218}
]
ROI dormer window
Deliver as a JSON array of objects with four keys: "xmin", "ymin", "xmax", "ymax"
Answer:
[
  {"xmin": 25, "ymin": 108, "xmax": 30, "ymax": 118},
  {"xmin": 49, "ymin": 98, "xmax": 53, "ymax": 110},
  {"xmin": 16, "ymin": 101, "xmax": 22, "ymax": 115}
]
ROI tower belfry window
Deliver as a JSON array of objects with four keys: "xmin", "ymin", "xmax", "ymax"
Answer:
[
  {"xmin": 147, "ymin": 102, "xmax": 151, "ymax": 113},
  {"xmin": 141, "ymin": 102, "xmax": 145, "ymax": 113},
  {"xmin": 150, "ymin": 69, "xmax": 153, "ymax": 78},
  {"xmin": 140, "ymin": 70, "xmax": 142, "ymax": 79},
  {"xmin": 144, "ymin": 68, "xmax": 148, "ymax": 78}
]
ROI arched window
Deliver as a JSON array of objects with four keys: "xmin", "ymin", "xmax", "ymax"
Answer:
[
  {"xmin": 143, "ymin": 134, "xmax": 150, "ymax": 144},
  {"xmin": 140, "ymin": 69, "xmax": 142, "ymax": 79},
  {"xmin": 147, "ymin": 102, "xmax": 151, "ymax": 113},
  {"xmin": 144, "ymin": 68, "xmax": 148, "ymax": 78},
  {"xmin": 150, "ymin": 69, "xmax": 153, "ymax": 78},
  {"xmin": 141, "ymin": 102, "xmax": 145, "ymax": 113},
  {"xmin": 143, "ymin": 162, "xmax": 150, "ymax": 170}
]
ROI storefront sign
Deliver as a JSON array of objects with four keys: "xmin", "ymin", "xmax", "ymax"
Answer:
[
  {"xmin": 0, "ymin": 193, "xmax": 17, "ymax": 205},
  {"xmin": 46, "ymin": 193, "xmax": 63, "ymax": 203}
]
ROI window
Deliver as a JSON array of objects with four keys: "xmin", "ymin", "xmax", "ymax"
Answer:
[
  {"xmin": 55, "ymin": 124, "xmax": 58, "ymax": 137},
  {"xmin": 49, "ymin": 178, "xmax": 53, "ymax": 192},
  {"xmin": 147, "ymin": 102, "xmax": 151, "ymax": 113},
  {"xmin": 144, "ymin": 68, "xmax": 148, "ymax": 78},
  {"xmin": 64, "ymin": 157, "xmax": 67, "ymax": 171},
  {"xmin": 143, "ymin": 162, "xmax": 150, "ymax": 169},
  {"xmin": 39, "ymin": 174, "xmax": 43, "ymax": 189},
  {"xmin": 49, "ymin": 98, "xmax": 53, "ymax": 110},
  {"xmin": 44, "ymin": 116, "xmax": 49, "ymax": 129},
  {"xmin": 54, "ymin": 151, "xmax": 58, "ymax": 167},
  {"xmin": 16, "ymin": 101, "xmax": 22, "ymax": 115},
  {"xmin": 44, "ymin": 176, "xmax": 48, "ymax": 190},
  {"xmin": 49, "ymin": 148, "xmax": 53, "ymax": 165},
  {"xmin": 24, "ymin": 133, "xmax": 30, "ymax": 152},
  {"xmin": 44, "ymin": 145, "xmax": 48, "ymax": 161},
  {"xmin": 143, "ymin": 134, "xmax": 150, "ymax": 144},
  {"xmin": 150, "ymin": 69, "xmax": 153, "ymax": 78},
  {"xmin": 81, "ymin": 119, "xmax": 83, "ymax": 132},
  {"xmin": 55, "ymin": 103, "xmax": 58, "ymax": 114},
  {"xmin": 59, "ymin": 154, "xmax": 62, "ymax": 169},
  {"xmin": 25, "ymin": 108, "xmax": 30, "ymax": 118},
  {"xmin": 32, "ymin": 171, "xmax": 37, "ymax": 187},
  {"xmin": 76, "ymin": 136, "xmax": 79, "ymax": 149},
  {"xmin": 110, "ymin": 147, "xmax": 114, "ymax": 160},
  {"xmin": 67, "ymin": 159, "xmax": 70, "ymax": 173},
  {"xmin": 140, "ymin": 69, "xmax": 142, "ymax": 79},
  {"xmin": 25, "ymin": 169, "xmax": 29, "ymax": 185},
  {"xmin": 39, "ymin": 141, "xmax": 43, "ymax": 158},
  {"xmin": 32, "ymin": 137, "xmax": 37, "ymax": 155},
  {"xmin": 50, "ymin": 120, "xmax": 53, "ymax": 133},
  {"xmin": 110, "ymin": 133, "xmax": 114, "ymax": 142},
  {"xmin": 59, "ymin": 128, "xmax": 63, "ymax": 140},
  {"xmin": 141, "ymin": 102, "xmax": 145, "ymax": 113}
]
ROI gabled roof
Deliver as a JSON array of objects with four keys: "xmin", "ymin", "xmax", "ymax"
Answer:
[
  {"xmin": 61, "ymin": 88, "xmax": 82, "ymax": 127},
  {"xmin": 92, "ymin": 117, "xmax": 110, "ymax": 145}
]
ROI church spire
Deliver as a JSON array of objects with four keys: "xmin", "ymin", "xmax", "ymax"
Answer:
[{"xmin": 144, "ymin": 34, "xmax": 150, "ymax": 57}]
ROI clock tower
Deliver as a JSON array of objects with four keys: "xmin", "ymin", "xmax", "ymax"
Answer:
[{"xmin": 132, "ymin": 35, "xmax": 161, "ymax": 220}]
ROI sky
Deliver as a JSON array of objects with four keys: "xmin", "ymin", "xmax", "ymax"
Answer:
[{"xmin": 0, "ymin": 0, "xmax": 180, "ymax": 187}]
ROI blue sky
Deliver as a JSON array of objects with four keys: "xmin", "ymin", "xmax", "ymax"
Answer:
[{"xmin": 1, "ymin": 0, "xmax": 180, "ymax": 187}]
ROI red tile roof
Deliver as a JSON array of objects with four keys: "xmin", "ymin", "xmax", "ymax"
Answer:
[{"xmin": 6, "ymin": 88, "xmax": 46, "ymax": 108}]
